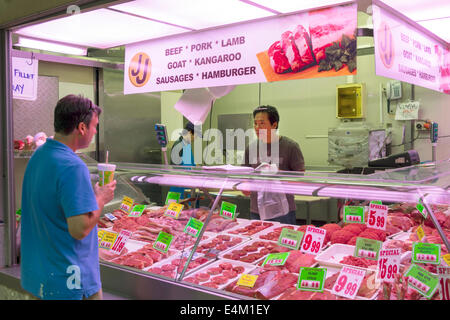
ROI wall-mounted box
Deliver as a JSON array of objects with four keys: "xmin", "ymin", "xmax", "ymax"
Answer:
[{"xmin": 336, "ymin": 83, "xmax": 364, "ymax": 119}]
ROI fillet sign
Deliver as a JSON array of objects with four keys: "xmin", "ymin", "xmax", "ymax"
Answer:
[{"xmin": 129, "ymin": 52, "xmax": 152, "ymax": 87}]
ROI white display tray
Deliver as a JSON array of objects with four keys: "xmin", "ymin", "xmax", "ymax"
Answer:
[
  {"xmin": 144, "ymin": 251, "xmax": 215, "ymax": 279},
  {"xmin": 315, "ymin": 243, "xmax": 378, "ymax": 272},
  {"xmin": 183, "ymin": 258, "xmax": 257, "ymax": 290},
  {"xmin": 254, "ymin": 223, "xmax": 296, "ymax": 241},
  {"xmin": 218, "ymin": 238, "xmax": 284, "ymax": 265},
  {"xmin": 183, "ymin": 233, "xmax": 250, "ymax": 258}
]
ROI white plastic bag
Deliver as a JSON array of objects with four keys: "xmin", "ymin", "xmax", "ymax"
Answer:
[{"xmin": 256, "ymin": 163, "xmax": 289, "ymax": 220}]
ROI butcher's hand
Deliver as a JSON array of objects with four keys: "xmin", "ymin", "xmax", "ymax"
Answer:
[
  {"xmin": 241, "ymin": 190, "xmax": 251, "ymax": 197},
  {"xmin": 94, "ymin": 180, "xmax": 117, "ymax": 206}
]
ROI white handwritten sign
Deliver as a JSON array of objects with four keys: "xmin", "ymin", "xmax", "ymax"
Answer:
[
  {"xmin": 12, "ymin": 57, "xmax": 38, "ymax": 101},
  {"xmin": 395, "ymin": 101, "xmax": 420, "ymax": 120}
]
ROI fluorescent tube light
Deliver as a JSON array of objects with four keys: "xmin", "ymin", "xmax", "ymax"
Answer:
[
  {"xmin": 16, "ymin": 37, "xmax": 87, "ymax": 56},
  {"xmin": 241, "ymin": 0, "xmax": 353, "ymax": 14}
]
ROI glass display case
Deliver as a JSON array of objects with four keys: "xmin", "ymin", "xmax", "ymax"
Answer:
[{"xmin": 89, "ymin": 160, "xmax": 450, "ymax": 300}]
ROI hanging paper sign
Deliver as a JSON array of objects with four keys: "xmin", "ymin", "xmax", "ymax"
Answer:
[
  {"xmin": 343, "ymin": 206, "xmax": 365, "ymax": 224},
  {"xmin": 237, "ymin": 274, "xmax": 258, "ymax": 288},
  {"xmin": 124, "ymin": 3, "xmax": 357, "ymax": 94},
  {"xmin": 354, "ymin": 238, "xmax": 382, "ymax": 261},
  {"xmin": 183, "ymin": 217, "xmax": 204, "ymax": 238},
  {"xmin": 153, "ymin": 231, "xmax": 174, "ymax": 254},
  {"xmin": 128, "ymin": 204, "xmax": 146, "ymax": 217},
  {"xmin": 367, "ymin": 203, "xmax": 388, "ymax": 231},
  {"xmin": 278, "ymin": 229, "xmax": 304, "ymax": 250},
  {"xmin": 377, "ymin": 249, "xmax": 401, "ymax": 283},
  {"xmin": 395, "ymin": 101, "xmax": 420, "ymax": 120},
  {"xmin": 12, "ymin": 56, "xmax": 38, "ymax": 101},
  {"xmin": 110, "ymin": 229, "xmax": 132, "ymax": 255},
  {"xmin": 165, "ymin": 192, "xmax": 181, "ymax": 205},
  {"xmin": 416, "ymin": 225, "xmax": 426, "ymax": 241},
  {"xmin": 99, "ymin": 231, "xmax": 118, "ymax": 250},
  {"xmin": 331, "ymin": 266, "xmax": 365, "ymax": 300},
  {"xmin": 404, "ymin": 264, "xmax": 439, "ymax": 299},
  {"xmin": 262, "ymin": 252, "xmax": 290, "ymax": 267},
  {"xmin": 412, "ymin": 242, "xmax": 441, "ymax": 265},
  {"xmin": 119, "ymin": 196, "xmax": 134, "ymax": 213},
  {"xmin": 164, "ymin": 202, "xmax": 184, "ymax": 219},
  {"xmin": 297, "ymin": 267, "xmax": 327, "ymax": 292},
  {"xmin": 437, "ymin": 266, "xmax": 450, "ymax": 300},
  {"xmin": 219, "ymin": 201, "xmax": 237, "ymax": 220},
  {"xmin": 372, "ymin": 4, "xmax": 450, "ymax": 95},
  {"xmin": 300, "ymin": 226, "xmax": 326, "ymax": 255}
]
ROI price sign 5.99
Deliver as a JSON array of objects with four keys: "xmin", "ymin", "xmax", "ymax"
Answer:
[
  {"xmin": 366, "ymin": 203, "xmax": 388, "ymax": 231},
  {"xmin": 300, "ymin": 226, "xmax": 326, "ymax": 255},
  {"xmin": 377, "ymin": 249, "xmax": 401, "ymax": 283},
  {"xmin": 331, "ymin": 266, "xmax": 365, "ymax": 299}
]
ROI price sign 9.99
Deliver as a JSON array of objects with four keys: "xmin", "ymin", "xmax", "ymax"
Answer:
[
  {"xmin": 300, "ymin": 226, "xmax": 326, "ymax": 255},
  {"xmin": 366, "ymin": 203, "xmax": 388, "ymax": 231},
  {"xmin": 331, "ymin": 266, "xmax": 365, "ymax": 299}
]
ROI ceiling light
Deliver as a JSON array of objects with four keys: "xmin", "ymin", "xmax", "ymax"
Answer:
[
  {"xmin": 15, "ymin": 37, "xmax": 87, "ymax": 55},
  {"xmin": 241, "ymin": 0, "xmax": 354, "ymax": 14}
]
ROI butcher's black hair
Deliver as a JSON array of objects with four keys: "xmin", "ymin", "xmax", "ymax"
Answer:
[
  {"xmin": 253, "ymin": 105, "xmax": 279, "ymax": 129},
  {"xmin": 54, "ymin": 94, "xmax": 102, "ymax": 135}
]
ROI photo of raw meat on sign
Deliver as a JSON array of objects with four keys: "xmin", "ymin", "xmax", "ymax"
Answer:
[{"xmin": 257, "ymin": 4, "xmax": 357, "ymax": 82}]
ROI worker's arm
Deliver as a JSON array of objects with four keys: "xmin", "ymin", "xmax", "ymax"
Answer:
[{"xmin": 67, "ymin": 181, "xmax": 116, "ymax": 240}]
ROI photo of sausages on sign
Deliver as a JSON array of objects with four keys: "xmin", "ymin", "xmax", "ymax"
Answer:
[{"xmin": 257, "ymin": 4, "xmax": 357, "ymax": 82}]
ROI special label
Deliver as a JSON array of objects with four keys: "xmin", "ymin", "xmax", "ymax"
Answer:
[
  {"xmin": 331, "ymin": 266, "xmax": 365, "ymax": 300},
  {"xmin": 366, "ymin": 203, "xmax": 388, "ymax": 231},
  {"xmin": 377, "ymin": 248, "xmax": 401, "ymax": 283},
  {"xmin": 300, "ymin": 226, "xmax": 326, "ymax": 255}
]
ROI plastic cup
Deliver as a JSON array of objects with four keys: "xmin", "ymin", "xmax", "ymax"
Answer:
[{"xmin": 98, "ymin": 163, "xmax": 116, "ymax": 186}]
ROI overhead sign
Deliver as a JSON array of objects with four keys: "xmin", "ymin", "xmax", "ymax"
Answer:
[
  {"xmin": 12, "ymin": 57, "xmax": 38, "ymax": 100},
  {"xmin": 373, "ymin": 4, "xmax": 450, "ymax": 95},
  {"xmin": 124, "ymin": 3, "xmax": 357, "ymax": 94}
]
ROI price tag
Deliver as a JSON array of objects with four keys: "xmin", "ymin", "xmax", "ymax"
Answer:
[
  {"xmin": 99, "ymin": 231, "xmax": 118, "ymax": 250},
  {"xmin": 377, "ymin": 249, "xmax": 401, "ymax": 283},
  {"xmin": 297, "ymin": 267, "xmax": 327, "ymax": 292},
  {"xmin": 343, "ymin": 206, "xmax": 365, "ymax": 224},
  {"xmin": 437, "ymin": 266, "xmax": 450, "ymax": 300},
  {"xmin": 412, "ymin": 242, "xmax": 441, "ymax": 265},
  {"xmin": 300, "ymin": 226, "xmax": 326, "ymax": 255},
  {"xmin": 366, "ymin": 203, "xmax": 388, "ymax": 231},
  {"xmin": 404, "ymin": 264, "xmax": 439, "ymax": 299},
  {"xmin": 183, "ymin": 217, "xmax": 204, "ymax": 238},
  {"xmin": 416, "ymin": 201, "xmax": 427, "ymax": 218},
  {"xmin": 331, "ymin": 266, "xmax": 365, "ymax": 299},
  {"xmin": 110, "ymin": 229, "xmax": 132, "ymax": 255},
  {"xmin": 370, "ymin": 200, "xmax": 382, "ymax": 205},
  {"xmin": 119, "ymin": 196, "xmax": 134, "ymax": 213},
  {"xmin": 278, "ymin": 228, "xmax": 304, "ymax": 250},
  {"xmin": 104, "ymin": 213, "xmax": 117, "ymax": 222},
  {"xmin": 237, "ymin": 274, "xmax": 258, "ymax": 288},
  {"xmin": 128, "ymin": 204, "xmax": 146, "ymax": 217},
  {"xmin": 354, "ymin": 238, "xmax": 382, "ymax": 261},
  {"xmin": 164, "ymin": 202, "xmax": 184, "ymax": 219},
  {"xmin": 443, "ymin": 254, "xmax": 450, "ymax": 266},
  {"xmin": 416, "ymin": 225, "xmax": 425, "ymax": 241},
  {"xmin": 219, "ymin": 201, "xmax": 237, "ymax": 220},
  {"xmin": 262, "ymin": 252, "xmax": 290, "ymax": 267},
  {"xmin": 98, "ymin": 229, "xmax": 106, "ymax": 244},
  {"xmin": 153, "ymin": 231, "xmax": 173, "ymax": 254},
  {"xmin": 165, "ymin": 192, "xmax": 181, "ymax": 205}
]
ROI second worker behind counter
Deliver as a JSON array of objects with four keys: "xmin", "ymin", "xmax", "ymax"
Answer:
[{"xmin": 242, "ymin": 105, "xmax": 305, "ymax": 225}]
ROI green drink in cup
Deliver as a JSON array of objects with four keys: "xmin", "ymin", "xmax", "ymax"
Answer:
[{"xmin": 98, "ymin": 163, "xmax": 116, "ymax": 186}]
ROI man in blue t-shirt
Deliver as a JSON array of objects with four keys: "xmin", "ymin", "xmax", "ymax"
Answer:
[{"xmin": 21, "ymin": 94, "xmax": 116, "ymax": 300}]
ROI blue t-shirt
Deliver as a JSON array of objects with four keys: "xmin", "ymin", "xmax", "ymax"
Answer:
[{"xmin": 21, "ymin": 138, "xmax": 100, "ymax": 300}]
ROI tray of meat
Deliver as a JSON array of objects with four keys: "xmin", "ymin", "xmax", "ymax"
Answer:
[
  {"xmin": 315, "ymin": 243, "xmax": 372, "ymax": 269},
  {"xmin": 170, "ymin": 232, "xmax": 215, "ymax": 252},
  {"xmin": 257, "ymin": 224, "xmax": 297, "ymax": 241},
  {"xmin": 108, "ymin": 243, "xmax": 177, "ymax": 270},
  {"xmin": 220, "ymin": 239, "xmax": 289, "ymax": 265},
  {"xmin": 183, "ymin": 259, "xmax": 257, "ymax": 290},
  {"xmin": 256, "ymin": 250, "xmax": 317, "ymax": 274},
  {"xmin": 145, "ymin": 252, "xmax": 214, "ymax": 279},
  {"xmin": 323, "ymin": 268, "xmax": 381, "ymax": 300},
  {"xmin": 225, "ymin": 220, "xmax": 278, "ymax": 237},
  {"xmin": 184, "ymin": 233, "xmax": 249, "ymax": 258}
]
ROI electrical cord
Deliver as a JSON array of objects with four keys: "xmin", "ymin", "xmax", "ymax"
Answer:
[{"xmin": 390, "ymin": 130, "xmax": 422, "ymax": 147}]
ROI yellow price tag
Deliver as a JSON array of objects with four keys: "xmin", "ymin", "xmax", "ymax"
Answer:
[
  {"xmin": 164, "ymin": 202, "xmax": 184, "ymax": 219},
  {"xmin": 99, "ymin": 231, "xmax": 118, "ymax": 250},
  {"xmin": 98, "ymin": 229, "xmax": 106, "ymax": 243},
  {"xmin": 416, "ymin": 225, "xmax": 425, "ymax": 241},
  {"xmin": 443, "ymin": 254, "xmax": 450, "ymax": 266},
  {"xmin": 120, "ymin": 196, "xmax": 134, "ymax": 213},
  {"xmin": 237, "ymin": 274, "xmax": 258, "ymax": 288}
]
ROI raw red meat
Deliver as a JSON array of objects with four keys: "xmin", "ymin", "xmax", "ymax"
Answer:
[
  {"xmin": 283, "ymin": 250, "xmax": 316, "ymax": 273},
  {"xmin": 233, "ymin": 266, "xmax": 245, "ymax": 273},
  {"xmin": 212, "ymin": 276, "xmax": 229, "ymax": 285},
  {"xmin": 203, "ymin": 282, "xmax": 219, "ymax": 289},
  {"xmin": 268, "ymin": 41, "xmax": 291, "ymax": 74},
  {"xmin": 219, "ymin": 262, "xmax": 233, "ymax": 270},
  {"xmin": 308, "ymin": 4, "xmax": 356, "ymax": 63},
  {"xmin": 310, "ymin": 291, "xmax": 339, "ymax": 300},
  {"xmin": 278, "ymin": 287, "xmax": 314, "ymax": 300},
  {"xmin": 330, "ymin": 229, "xmax": 354, "ymax": 244},
  {"xmin": 340, "ymin": 255, "xmax": 377, "ymax": 268},
  {"xmin": 195, "ymin": 272, "xmax": 210, "ymax": 282},
  {"xmin": 207, "ymin": 267, "xmax": 222, "ymax": 275},
  {"xmin": 223, "ymin": 270, "xmax": 238, "ymax": 279},
  {"xmin": 343, "ymin": 223, "xmax": 366, "ymax": 235}
]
